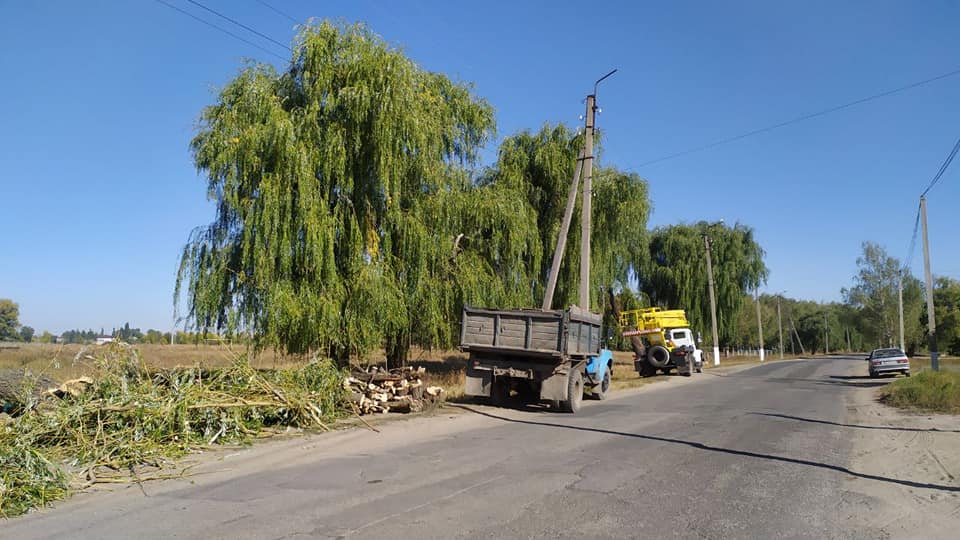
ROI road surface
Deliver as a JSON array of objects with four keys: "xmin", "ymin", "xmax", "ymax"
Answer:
[{"xmin": 6, "ymin": 356, "xmax": 960, "ymax": 539}]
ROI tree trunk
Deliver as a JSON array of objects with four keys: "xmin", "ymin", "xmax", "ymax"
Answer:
[
  {"xmin": 608, "ymin": 288, "xmax": 645, "ymax": 358},
  {"xmin": 385, "ymin": 333, "xmax": 409, "ymax": 370}
]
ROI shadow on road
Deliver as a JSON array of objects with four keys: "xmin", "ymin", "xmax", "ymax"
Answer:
[
  {"xmin": 761, "ymin": 376, "xmax": 890, "ymax": 389},
  {"xmin": 748, "ymin": 412, "xmax": 960, "ymax": 433},
  {"xmin": 453, "ymin": 405, "xmax": 960, "ymax": 493}
]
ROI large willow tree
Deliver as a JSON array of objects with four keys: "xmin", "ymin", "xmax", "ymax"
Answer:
[
  {"xmin": 486, "ymin": 124, "xmax": 651, "ymax": 311},
  {"xmin": 640, "ymin": 222, "xmax": 767, "ymax": 345},
  {"xmin": 176, "ymin": 22, "xmax": 539, "ymax": 365}
]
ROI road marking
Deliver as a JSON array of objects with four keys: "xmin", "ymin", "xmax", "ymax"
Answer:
[{"xmin": 345, "ymin": 474, "xmax": 506, "ymax": 536}]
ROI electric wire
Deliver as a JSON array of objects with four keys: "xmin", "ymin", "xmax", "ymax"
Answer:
[
  {"xmin": 636, "ymin": 67, "xmax": 960, "ymax": 168},
  {"xmin": 920, "ymin": 135, "xmax": 960, "ymax": 197},
  {"xmin": 184, "ymin": 0, "xmax": 292, "ymax": 51},
  {"xmin": 154, "ymin": 0, "xmax": 288, "ymax": 61},
  {"xmin": 255, "ymin": 0, "xmax": 299, "ymax": 24}
]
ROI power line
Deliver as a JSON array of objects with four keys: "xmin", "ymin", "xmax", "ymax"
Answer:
[
  {"xmin": 184, "ymin": 0, "xmax": 292, "ymax": 52},
  {"xmin": 255, "ymin": 0, "xmax": 299, "ymax": 24},
  {"xmin": 154, "ymin": 0, "xmax": 288, "ymax": 61},
  {"xmin": 904, "ymin": 203, "xmax": 921, "ymax": 273},
  {"xmin": 636, "ymin": 66, "xmax": 960, "ymax": 168},
  {"xmin": 920, "ymin": 135, "xmax": 960, "ymax": 197}
]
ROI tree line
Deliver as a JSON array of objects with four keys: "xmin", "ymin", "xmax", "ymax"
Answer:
[{"xmin": 174, "ymin": 21, "xmax": 768, "ymax": 367}]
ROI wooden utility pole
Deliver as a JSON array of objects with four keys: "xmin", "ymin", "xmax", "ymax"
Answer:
[
  {"xmin": 705, "ymin": 234, "xmax": 720, "ymax": 366},
  {"xmin": 755, "ymin": 288, "xmax": 765, "ymax": 361},
  {"xmin": 920, "ymin": 196, "xmax": 939, "ymax": 371},
  {"xmin": 542, "ymin": 150, "xmax": 584, "ymax": 310}
]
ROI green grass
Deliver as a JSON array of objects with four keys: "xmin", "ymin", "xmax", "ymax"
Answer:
[{"xmin": 880, "ymin": 369, "xmax": 960, "ymax": 414}]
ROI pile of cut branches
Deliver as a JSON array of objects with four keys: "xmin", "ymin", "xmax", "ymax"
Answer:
[{"xmin": 0, "ymin": 343, "xmax": 346, "ymax": 517}]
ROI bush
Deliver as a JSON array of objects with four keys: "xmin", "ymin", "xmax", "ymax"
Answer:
[{"xmin": 881, "ymin": 369, "xmax": 960, "ymax": 414}]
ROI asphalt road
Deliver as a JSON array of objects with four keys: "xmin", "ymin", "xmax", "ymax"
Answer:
[{"xmin": 6, "ymin": 356, "xmax": 959, "ymax": 539}]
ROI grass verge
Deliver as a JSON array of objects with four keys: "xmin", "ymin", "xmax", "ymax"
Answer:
[{"xmin": 880, "ymin": 369, "xmax": 960, "ymax": 414}]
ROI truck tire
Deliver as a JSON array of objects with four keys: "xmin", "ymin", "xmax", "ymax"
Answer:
[
  {"xmin": 490, "ymin": 378, "xmax": 509, "ymax": 406},
  {"xmin": 591, "ymin": 368, "xmax": 611, "ymax": 400},
  {"xmin": 647, "ymin": 345, "xmax": 670, "ymax": 368},
  {"xmin": 637, "ymin": 357, "xmax": 657, "ymax": 377},
  {"xmin": 560, "ymin": 370, "xmax": 583, "ymax": 413},
  {"xmin": 682, "ymin": 355, "xmax": 693, "ymax": 377}
]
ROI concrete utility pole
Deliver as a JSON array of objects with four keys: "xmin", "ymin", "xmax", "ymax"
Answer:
[
  {"xmin": 577, "ymin": 69, "xmax": 616, "ymax": 312},
  {"xmin": 790, "ymin": 316, "xmax": 807, "ymax": 356},
  {"xmin": 755, "ymin": 288, "xmax": 765, "ymax": 362},
  {"xmin": 920, "ymin": 196, "xmax": 939, "ymax": 371},
  {"xmin": 897, "ymin": 276, "xmax": 905, "ymax": 352},
  {"xmin": 542, "ymin": 150, "xmax": 584, "ymax": 310},
  {"xmin": 823, "ymin": 312, "xmax": 829, "ymax": 355},
  {"xmin": 705, "ymin": 234, "xmax": 720, "ymax": 366},
  {"xmin": 578, "ymin": 95, "xmax": 596, "ymax": 311},
  {"xmin": 777, "ymin": 295, "xmax": 784, "ymax": 359}
]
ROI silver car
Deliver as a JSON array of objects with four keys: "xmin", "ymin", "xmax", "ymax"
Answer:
[{"xmin": 867, "ymin": 348, "xmax": 910, "ymax": 378}]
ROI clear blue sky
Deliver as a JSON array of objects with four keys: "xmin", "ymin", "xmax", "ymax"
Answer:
[{"xmin": 1, "ymin": 1, "xmax": 958, "ymax": 334}]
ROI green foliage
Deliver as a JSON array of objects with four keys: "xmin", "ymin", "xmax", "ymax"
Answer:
[
  {"xmin": 0, "ymin": 344, "xmax": 347, "ymax": 516},
  {"xmin": 18, "ymin": 326, "xmax": 34, "ymax": 344},
  {"xmin": 0, "ymin": 299, "xmax": 19, "ymax": 341},
  {"xmin": 843, "ymin": 242, "xmax": 924, "ymax": 352},
  {"xmin": 487, "ymin": 124, "xmax": 651, "ymax": 311},
  {"xmin": 640, "ymin": 222, "xmax": 767, "ymax": 346},
  {"xmin": 177, "ymin": 21, "xmax": 546, "ymax": 364},
  {"xmin": 881, "ymin": 369, "xmax": 960, "ymax": 413},
  {"xmin": 931, "ymin": 277, "xmax": 960, "ymax": 355}
]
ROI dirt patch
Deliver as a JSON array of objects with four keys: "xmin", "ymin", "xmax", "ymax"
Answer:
[{"xmin": 842, "ymin": 383, "xmax": 960, "ymax": 538}]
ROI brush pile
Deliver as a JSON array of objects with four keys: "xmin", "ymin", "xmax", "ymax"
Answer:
[
  {"xmin": 344, "ymin": 366, "xmax": 445, "ymax": 415},
  {"xmin": 0, "ymin": 343, "xmax": 347, "ymax": 517}
]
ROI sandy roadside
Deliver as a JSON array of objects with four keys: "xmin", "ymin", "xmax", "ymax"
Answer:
[{"xmin": 843, "ymin": 381, "xmax": 960, "ymax": 539}]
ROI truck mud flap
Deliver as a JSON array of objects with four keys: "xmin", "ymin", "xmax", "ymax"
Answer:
[{"xmin": 465, "ymin": 364, "xmax": 492, "ymax": 397}]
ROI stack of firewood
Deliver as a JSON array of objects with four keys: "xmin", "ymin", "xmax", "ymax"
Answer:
[{"xmin": 344, "ymin": 366, "xmax": 444, "ymax": 415}]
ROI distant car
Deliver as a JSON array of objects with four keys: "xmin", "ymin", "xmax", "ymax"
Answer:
[{"xmin": 866, "ymin": 348, "xmax": 910, "ymax": 378}]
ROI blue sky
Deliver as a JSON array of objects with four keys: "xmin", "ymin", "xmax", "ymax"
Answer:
[{"xmin": 1, "ymin": 1, "xmax": 958, "ymax": 334}]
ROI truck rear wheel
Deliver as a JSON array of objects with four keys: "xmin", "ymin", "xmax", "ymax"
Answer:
[
  {"xmin": 561, "ymin": 370, "xmax": 583, "ymax": 413},
  {"xmin": 647, "ymin": 345, "xmax": 670, "ymax": 368}
]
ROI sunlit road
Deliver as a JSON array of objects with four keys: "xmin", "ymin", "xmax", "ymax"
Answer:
[{"xmin": 7, "ymin": 357, "xmax": 959, "ymax": 539}]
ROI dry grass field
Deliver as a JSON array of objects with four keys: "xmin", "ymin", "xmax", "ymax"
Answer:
[{"xmin": 0, "ymin": 342, "xmax": 829, "ymax": 402}]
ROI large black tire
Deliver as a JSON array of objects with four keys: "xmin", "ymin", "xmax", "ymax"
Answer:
[
  {"xmin": 637, "ymin": 357, "xmax": 657, "ymax": 378},
  {"xmin": 682, "ymin": 355, "xmax": 693, "ymax": 377},
  {"xmin": 490, "ymin": 378, "xmax": 509, "ymax": 406},
  {"xmin": 647, "ymin": 345, "xmax": 670, "ymax": 368},
  {"xmin": 591, "ymin": 368, "xmax": 611, "ymax": 400},
  {"xmin": 560, "ymin": 370, "xmax": 584, "ymax": 413}
]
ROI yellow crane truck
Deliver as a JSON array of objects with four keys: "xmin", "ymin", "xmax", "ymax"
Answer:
[{"xmin": 619, "ymin": 307, "xmax": 704, "ymax": 377}]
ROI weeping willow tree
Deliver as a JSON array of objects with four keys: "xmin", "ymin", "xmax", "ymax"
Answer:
[
  {"xmin": 640, "ymin": 222, "xmax": 767, "ymax": 345},
  {"xmin": 485, "ymin": 124, "xmax": 651, "ymax": 311},
  {"xmin": 176, "ymin": 21, "xmax": 540, "ymax": 366}
]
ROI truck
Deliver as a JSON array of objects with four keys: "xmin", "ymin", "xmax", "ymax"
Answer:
[
  {"xmin": 619, "ymin": 307, "xmax": 704, "ymax": 377},
  {"xmin": 461, "ymin": 305, "xmax": 612, "ymax": 413},
  {"xmin": 459, "ymin": 73, "xmax": 618, "ymax": 414}
]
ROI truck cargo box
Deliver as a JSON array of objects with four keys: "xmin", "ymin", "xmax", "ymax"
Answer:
[{"xmin": 459, "ymin": 305, "xmax": 602, "ymax": 359}]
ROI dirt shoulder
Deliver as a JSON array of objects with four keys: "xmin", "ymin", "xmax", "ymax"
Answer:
[{"xmin": 843, "ymin": 382, "xmax": 960, "ymax": 538}]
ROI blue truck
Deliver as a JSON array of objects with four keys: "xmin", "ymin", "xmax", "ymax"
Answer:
[{"xmin": 460, "ymin": 305, "xmax": 613, "ymax": 413}]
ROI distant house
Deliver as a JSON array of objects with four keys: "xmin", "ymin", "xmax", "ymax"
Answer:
[{"xmin": 95, "ymin": 336, "xmax": 114, "ymax": 345}]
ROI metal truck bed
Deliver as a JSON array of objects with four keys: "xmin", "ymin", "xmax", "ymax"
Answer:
[{"xmin": 459, "ymin": 305, "xmax": 602, "ymax": 359}]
